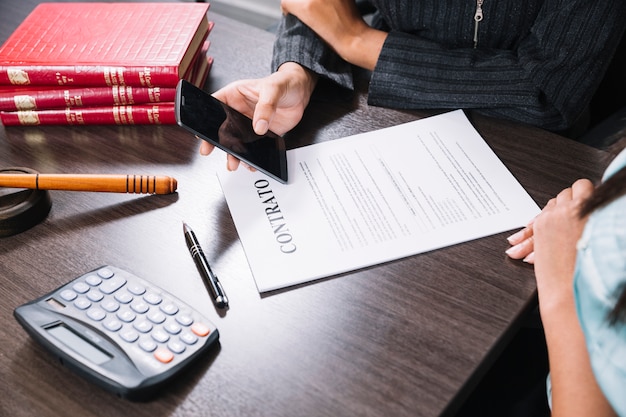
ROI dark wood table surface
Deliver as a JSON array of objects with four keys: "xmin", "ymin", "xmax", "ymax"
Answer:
[{"xmin": 0, "ymin": 1, "xmax": 608, "ymax": 417}]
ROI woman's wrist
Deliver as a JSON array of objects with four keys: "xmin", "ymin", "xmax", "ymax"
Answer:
[{"xmin": 277, "ymin": 62, "xmax": 318, "ymax": 96}]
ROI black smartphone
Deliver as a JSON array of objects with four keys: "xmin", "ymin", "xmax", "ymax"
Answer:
[{"xmin": 175, "ymin": 80, "xmax": 288, "ymax": 183}]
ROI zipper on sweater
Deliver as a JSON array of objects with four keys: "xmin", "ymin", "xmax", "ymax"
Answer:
[{"xmin": 473, "ymin": 0, "xmax": 484, "ymax": 48}]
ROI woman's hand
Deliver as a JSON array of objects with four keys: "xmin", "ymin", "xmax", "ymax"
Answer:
[
  {"xmin": 531, "ymin": 179, "xmax": 594, "ymax": 309},
  {"xmin": 505, "ymin": 179, "xmax": 594, "ymax": 263},
  {"xmin": 280, "ymin": 0, "xmax": 386, "ymax": 71},
  {"xmin": 199, "ymin": 62, "xmax": 317, "ymax": 171}
]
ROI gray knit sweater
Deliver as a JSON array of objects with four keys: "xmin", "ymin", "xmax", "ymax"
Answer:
[{"xmin": 272, "ymin": 0, "xmax": 626, "ymax": 132}]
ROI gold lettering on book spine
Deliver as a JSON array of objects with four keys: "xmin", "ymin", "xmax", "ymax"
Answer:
[
  {"xmin": 104, "ymin": 67, "xmax": 126, "ymax": 86},
  {"xmin": 112, "ymin": 86, "xmax": 134, "ymax": 105},
  {"xmin": 113, "ymin": 106, "xmax": 134, "ymax": 124},
  {"xmin": 14, "ymin": 95, "xmax": 37, "ymax": 110},
  {"xmin": 17, "ymin": 111, "xmax": 40, "ymax": 125},
  {"xmin": 147, "ymin": 106, "xmax": 161, "ymax": 124},
  {"xmin": 7, "ymin": 69, "xmax": 30, "ymax": 85},
  {"xmin": 139, "ymin": 68, "xmax": 153, "ymax": 87},
  {"xmin": 65, "ymin": 108, "xmax": 85, "ymax": 125}
]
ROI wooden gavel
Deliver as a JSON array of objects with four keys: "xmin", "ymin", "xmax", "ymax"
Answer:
[{"xmin": 0, "ymin": 173, "xmax": 178, "ymax": 194}]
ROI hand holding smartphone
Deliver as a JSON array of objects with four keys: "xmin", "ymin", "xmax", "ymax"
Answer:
[{"xmin": 175, "ymin": 80, "xmax": 288, "ymax": 183}]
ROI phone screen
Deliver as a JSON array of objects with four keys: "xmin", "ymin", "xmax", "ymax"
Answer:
[{"xmin": 175, "ymin": 80, "xmax": 288, "ymax": 183}]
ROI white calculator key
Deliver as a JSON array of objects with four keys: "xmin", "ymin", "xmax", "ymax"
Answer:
[
  {"xmin": 160, "ymin": 303, "xmax": 179, "ymax": 315},
  {"xmin": 130, "ymin": 300, "xmax": 149, "ymax": 314},
  {"xmin": 101, "ymin": 299, "xmax": 120, "ymax": 313},
  {"xmin": 100, "ymin": 276, "xmax": 127, "ymax": 294},
  {"xmin": 87, "ymin": 308, "xmax": 106, "ymax": 321},
  {"xmin": 139, "ymin": 339, "xmax": 157, "ymax": 352},
  {"xmin": 74, "ymin": 298, "xmax": 91, "ymax": 310},
  {"xmin": 144, "ymin": 293, "xmax": 162, "ymax": 305},
  {"xmin": 87, "ymin": 290, "xmax": 104, "ymax": 302},
  {"xmin": 97, "ymin": 268, "xmax": 114, "ymax": 279},
  {"xmin": 117, "ymin": 309, "xmax": 136, "ymax": 323},
  {"xmin": 127, "ymin": 283, "xmax": 146, "ymax": 295},
  {"xmin": 59, "ymin": 289, "xmax": 77, "ymax": 301},
  {"xmin": 114, "ymin": 291, "xmax": 133, "ymax": 304},
  {"xmin": 147, "ymin": 311, "xmax": 166, "ymax": 324},
  {"xmin": 180, "ymin": 332, "xmax": 198, "ymax": 345},
  {"xmin": 84, "ymin": 274, "xmax": 102, "ymax": 286},
  {"xmin": 120, "ymin": 329, "xmax": 139, "ymax": 343},
  {"xmin": 133, "ymin": 320, "xmax": 153, "ymax": 333},
  {"xmin": 168, "ymin": 340, "xmax": 186, "ymax": 354},
  {"xmin": 151, "ymin": 329, "xmax": 170, "ymax": 344},
  {"xmin": 103, "ymin": 318, "xmax": 123, "ymax": 332},
  {"xmin": 72, "ymin": 282, "xmax": 90, "ymax": 294},
  {"xmin": 164, "ymin": 322, "xmax": 182, "ymax": 335}
]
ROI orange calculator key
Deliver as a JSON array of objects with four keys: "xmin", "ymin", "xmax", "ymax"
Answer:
[
  {"xmin": 191, "ymin": 322, "xmax": 211, "ymax": 337},
  {"xmin": 154, "ymin": 347, "xmax": 174, "ymax": 364}
]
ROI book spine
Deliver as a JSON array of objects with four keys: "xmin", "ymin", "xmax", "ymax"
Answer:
[
  {"xmin": 0, "ymin": 66, "xmax": 182, "ymax": 88},
  {"xmin": 0, "ymin": 104, "xmax": 175, "ymax": 126},
  {"xmin": 0, "ymin": 86, "xmax": 176, "ymax": 111}
]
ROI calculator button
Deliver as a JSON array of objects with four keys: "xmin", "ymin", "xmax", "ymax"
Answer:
[
  {"xmin": 127, "ymin": 283, "xmax": 146, "ymax": 296},
  {"xmin": 114, "ymin": 291, "xmax": 133, "ymax": 304},
  {"xmin": 74, "ymin": 298, "xmax": 91, "ymax": 310},
  {"xmin": 133, "ymin": 320, "xmax": 153, "ymax": 333},
  {"xmin": 101, "ymin": 298, "xmax": 120, "ymax": 313},
  {"xmin": 117, "ymin": 309, "xmax": 136, "ymax": 323},
  {"xmin": 164, "ymin": 322, "xmax": 181, "ymax": 335},
  {"xmin": 59, "ymin": 289, "xmax": 77, "ymax": 301},
  {"xmin": 160, "ymin": 303, "xmax": 179, "ymax": 315},
  {"xmin": 87, "ymin": 308, "xmax": 106, "ymax": 322},
  {"xmin": 139, "ymin": 339, "xmax": 157, "ymax": 352},
  {"xmin": 147, "ymin": 311, "xmax": 166, "ymax": 324},
  {"xmin": 120, "ymin": 329, "xmax": 139, "ymax": 343},
  {"xmin": 87, "ymin": 290, "xmax": 104, "ymax": 302},
  {"xmin": 191, "ymin": 322, "xmax": 211, "ymax": 337},
  {"xmin": 100, "ymin": 276, "xmax": 127, "ymax": 294},
  {"xmin": 144, "ymin": 292, "xmax": 162, "ymax": 305},
  {"xmin": 103, "ymin": 318, "xmax": 123, "ymax": 332},
  {"xmin": 168, "ymin": 340, "xmax": 186, "ymax": 354},
  {"xmin": 72, "ymin": 282, "xmax": 90, "ymax": 294},
  {"xmin": 180, "ymin": 332, "xmax": 198, "ymax": 345},
  {"xmin": 97, "ymin": 268, "xmax": 114, "ymax": 279},
  {"xmin": 175, "ymin": 314, "xmax": 193, "ymax": 327},
  {"xmin": 84, "ymin": 274, "xmax": 102, "ymax": 286},
  {"xmin": 130, "ymin": 300, "xmax": 149, "ymax": 314},
  {"xmin": 154, "ymin": 347, "xmax": 174, "ymax": 364},
  {"xmin": 151, "ymin": 329, "xmax": 170, "ymax": 344}
]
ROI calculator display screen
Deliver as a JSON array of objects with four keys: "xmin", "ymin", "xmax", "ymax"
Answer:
[{"xmin": 47, "ymin": 324, "xmax": 112, "ymax": 365}]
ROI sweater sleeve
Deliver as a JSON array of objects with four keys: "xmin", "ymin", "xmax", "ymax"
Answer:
[
  {"xmin": 370, "ymin": 0, "xmax": 626, "ymax": 131},
  {"xmin": 272, "ymin": 0, "xmax": 626, "ymax": 132},
  {"xmin": 271, "ymin": 14, "xmax": 354, "ymax": 91}
]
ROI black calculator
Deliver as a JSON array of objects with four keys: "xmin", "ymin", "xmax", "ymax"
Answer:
[{"xmin": 14, "ymin": 265, "xmax": 220, "ymax": 400}]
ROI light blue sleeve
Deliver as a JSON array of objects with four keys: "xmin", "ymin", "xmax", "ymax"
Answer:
[{"xmin": 573, "ymin": 148, "xmax": 626, "ymax": 417}]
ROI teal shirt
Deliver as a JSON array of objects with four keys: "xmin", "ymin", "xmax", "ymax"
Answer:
[{"xmin": 574, "ymin": 148, "xmax": 626, "ymax": 416}]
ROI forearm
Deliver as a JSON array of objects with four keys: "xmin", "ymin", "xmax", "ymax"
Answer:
[
  {"xmin": 324, "ymin": 21, "xmax": 387, "ymax": 72},
  {"xmin": 541, "ymin": 296, "xmax": 616, "ymax": 416},
  {"xmin": 272, "ymin": 14, "xmax": 355, "ymax": 91}
]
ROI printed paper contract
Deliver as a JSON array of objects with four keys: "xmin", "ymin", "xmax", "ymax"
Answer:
[{"xmin": 218, "ymin": 110, "xmax": 540, "ymax": 292}]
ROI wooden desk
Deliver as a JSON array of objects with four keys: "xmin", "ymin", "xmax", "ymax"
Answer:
[{"xmin": 0, "ymin": 2, "xmax": 608, "ymax": 417}]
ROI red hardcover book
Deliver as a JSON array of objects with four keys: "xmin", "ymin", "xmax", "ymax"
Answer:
[
  {"xmin": 0, "ymin": 40, "xmax": 212, "ymax": 111},
  {"xmin": 0, "ymin": 3, "xmax": 211, "ymax": 87},
  {"xmin": 0, "ymin": 86, "xmax": 177, "ymax": 111},
  {"xmin": 0, "ymin": 103, "xmax": 176, "ymax": 126}
]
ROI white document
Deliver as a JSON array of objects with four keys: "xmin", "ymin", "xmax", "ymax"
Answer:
[{"xmin": 218, "ymin": 110, "xmax": 540, "ymax": 292}]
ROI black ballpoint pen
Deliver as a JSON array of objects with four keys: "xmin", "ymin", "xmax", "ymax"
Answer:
[{"xmin": 183, "ymin": 222, "xmax": 228, "ymax": 309}]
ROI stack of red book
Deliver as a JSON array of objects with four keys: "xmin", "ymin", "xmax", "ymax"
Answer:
[{"xmin": 0, "ymin": 2, "xmax": 212, "ymax": 126}]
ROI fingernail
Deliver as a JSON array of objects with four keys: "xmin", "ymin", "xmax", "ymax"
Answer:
[
  {"xmin": 507, "ymin": 229, "xmax": 524, "ymax": 244},
  {"xmin": 523, "ymin": 252, "xmax": 535, "ymax": 263},
  {"xmin": 505, "ymin": 245, "xmax": 520, "ymax": 256},
  {"xmin": 255, "ymin": 119, "xmax": 269, "ymax": 135}
]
